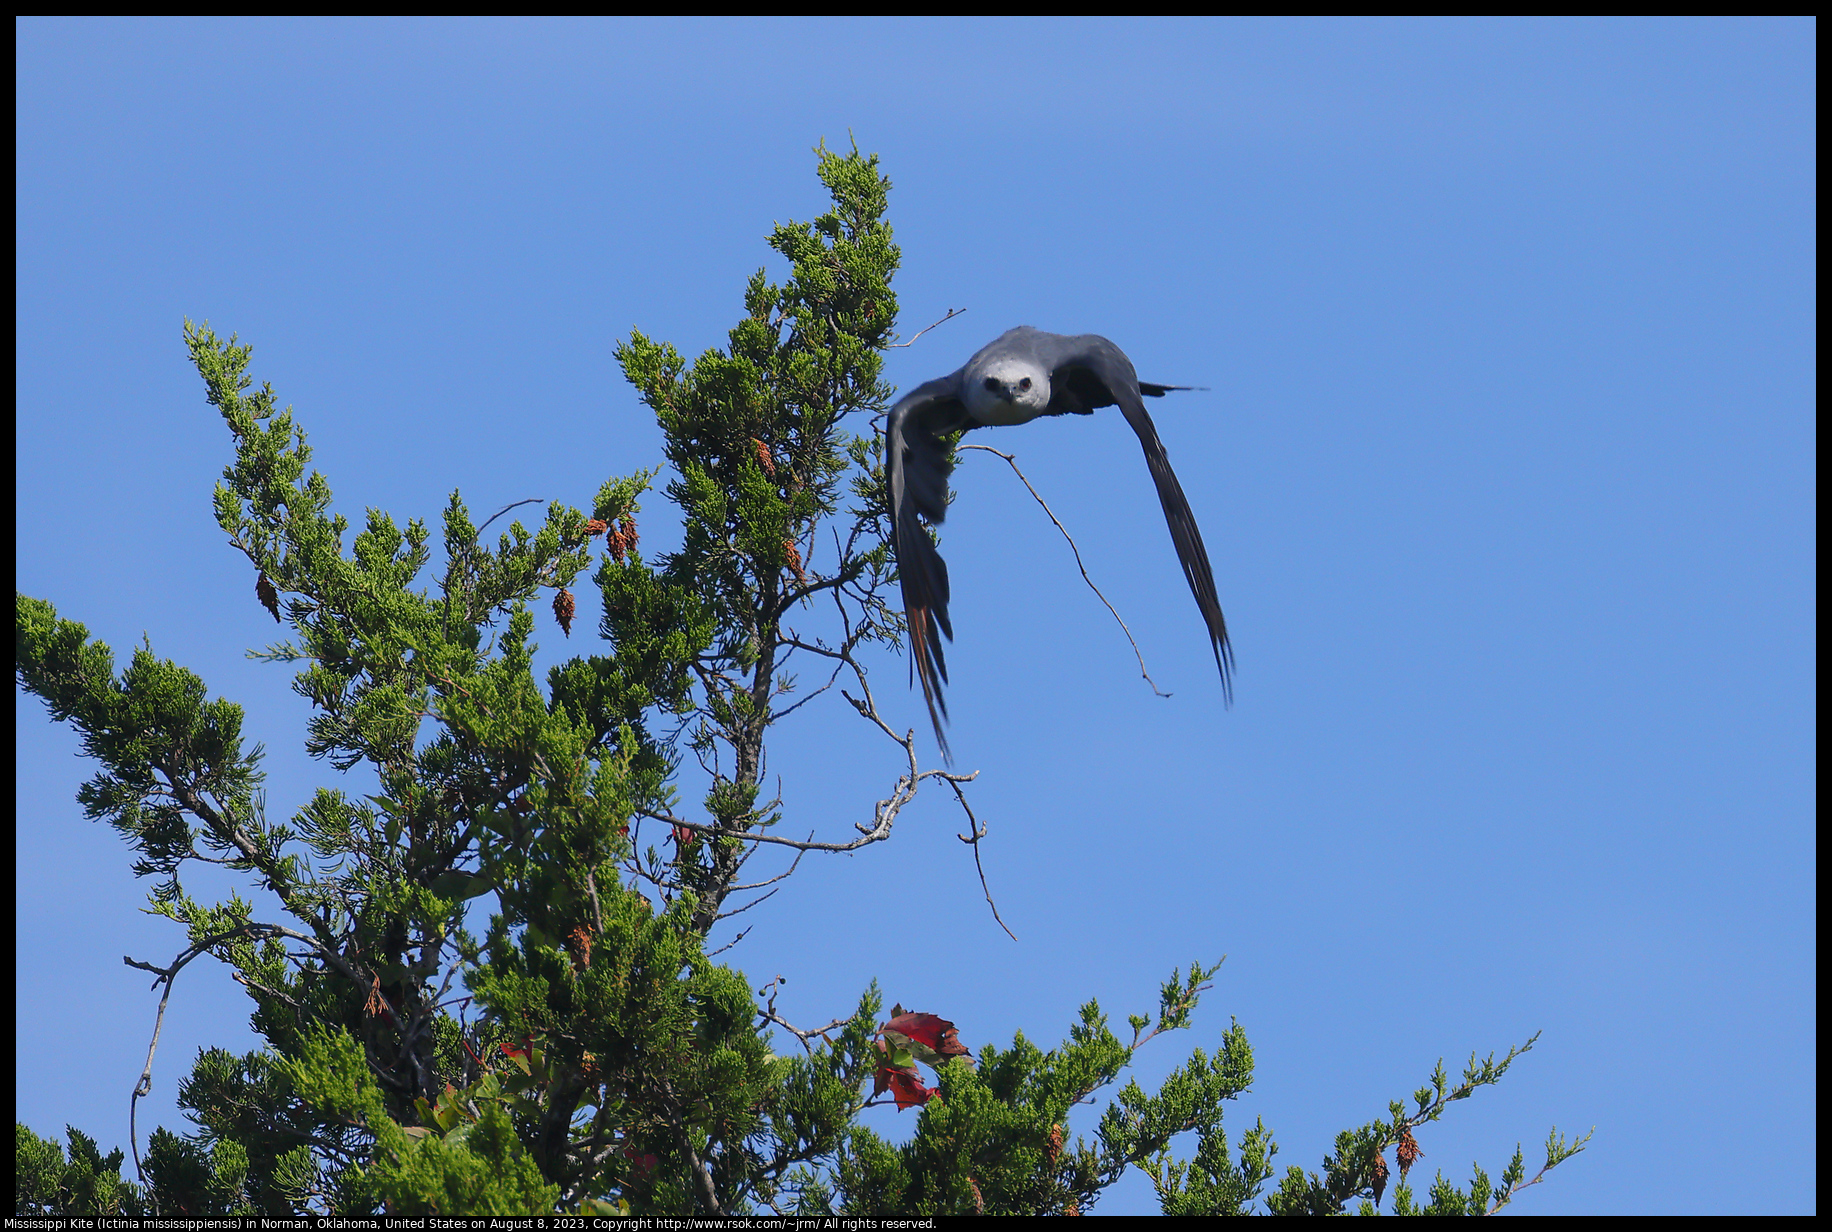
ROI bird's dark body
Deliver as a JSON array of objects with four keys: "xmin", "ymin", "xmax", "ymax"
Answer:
[{"xmin": 886, "ymin": 326, "xmax": 1232, "ymax": 761}]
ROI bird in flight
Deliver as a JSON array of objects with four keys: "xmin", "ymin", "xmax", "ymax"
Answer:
[{"xmin": 886, "ymin": 326, "xmax": 1233, "ymax": 761}]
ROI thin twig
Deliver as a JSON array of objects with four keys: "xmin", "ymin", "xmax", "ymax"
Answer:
[
  {"xmin": 476, "ymin": 498, "xmax": 544, "ymax": 538},
  {"xmin": 960, "ymin": 443, "xmax": 1172, "ymax": 698},
  {"xmin": 128, "ymin": 972, "xmax": 173, "ymax": 1209},
  {"xmin": 638, "ymin": 756, "xmax": 972, "ymax": 854},
  {"xmin": 949, "ymin": 779, "xmax": 1017, "ymax": 942},
  {"xmin": 760, "ymin": 1010, "xmax": 852, "ymax": 1054},
  {"xmin": 779, "ymin": 634, "xmax": 849, "ymax": 662},
  {"xmin": 714, "ymin": 885, "xmax": 782, "ymax": 921},
  {"xmin": 232, "ymin": 970, "xmax": 302, "ymax": 1011},
  {"xmin": 1126, "ymin": 980, "xmax": 1216, "ymax": 1053},
  {"xmin": 130, "ymin": 923, "xmax": 397, "ymax": 1051},
  {"xmin": 726, "ymin": 840, "xmax": 811, "ymax": 891},
  {"xmin": 770, "ymin": 655, "xmax": 847, "ymax": 719},
  {"xmin": 1486, "ymin": 1131, "xmax": 1594, "ymax": 1214},
  {"xmin": 757, "ymin": 976, "xmax": 852, "ymax": 1054},
  {"xmin": 888, "ymin": 307, "xmax": 966, "ymax": 348},
  {"xmin": 124, "ymin": 923, "xmax": 302, "ymax": 1204},
  {"xmin": 706, "ymin": 926, "xmax": 754, "ymax": 958}
]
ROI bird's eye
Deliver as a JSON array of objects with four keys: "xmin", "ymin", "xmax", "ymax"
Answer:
[
  {"xmin": 983, "ymin": 377, "xmax": 1001, "ymax": 393},
  {"xmin": 1018, "ymin": 377, "xmax": 1032, "ymax": 392}
]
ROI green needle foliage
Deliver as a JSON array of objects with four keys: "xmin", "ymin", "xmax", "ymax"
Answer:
[
  {"xmin": 15, "ymin": 141, "xmax": 1587, "ymax": 1216},
  {"xmin": 15, "ymin": 1125, "xmax": 143, "ymax": 1217}
]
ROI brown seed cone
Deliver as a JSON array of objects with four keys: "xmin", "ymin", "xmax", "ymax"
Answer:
[{"xmin": 1396, "ymin": 1128, "xmax": 1422, "ymax": 1175}]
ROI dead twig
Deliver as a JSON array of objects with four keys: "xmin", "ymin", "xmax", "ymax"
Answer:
[
  {"xmin": 757, "ymin": 976, "xmax": 853, "ymax": 1054},
  {"xmin": 726, "ymin": 840, "xmax": 811, "ymax": 892},
  {"xmin": 960, "ymin": 443, "xmax": 1172, "ymax": 698},
  {"xmin": 950, "ymin": 779, "xmax": 1017, "ymax": 942},
  {"xmin": 706, "ymin": 926, "xmax": 754, "ymax": 958},
  {"xmin": 476, "ymin": 498, "xmax": 545, "ymax": 539},
  {"xmin": 888, "ymin": 306, "xmax": 966, "ymax": 348},
  {"xmin": 124, "ymin": 919, "xmax": 401, "ymax": 1206},
  {"xmin": 124, "ymin": 924, "xmax": 291, "ymax": 1206}
]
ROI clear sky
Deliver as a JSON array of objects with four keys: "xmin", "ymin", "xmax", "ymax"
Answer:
[{"xmin": 15, "ymin": 18, "xmax": 1814, "ymax": 1215}]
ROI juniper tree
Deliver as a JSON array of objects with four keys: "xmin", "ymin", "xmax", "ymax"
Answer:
[{"xmin": 15, "ymin": 142, "xmax": 1587, "ymax": 1217}]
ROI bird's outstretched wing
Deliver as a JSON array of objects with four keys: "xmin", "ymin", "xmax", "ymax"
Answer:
[
  {"xmin": 886, "ymin": 376, "xmax": 972, "ymax": 760},
  {"xmin": 1057, "ymin": 338, "xmax": 1235, "ymax": 702}
]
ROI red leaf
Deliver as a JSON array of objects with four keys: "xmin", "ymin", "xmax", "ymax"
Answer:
[
  {"xmin": 874, "ymin": 1067, "xmax": 935, "ymax": 1109},
  {"xmin": 871, "ymin": 1039, "xmax": 936, "ymax": 1110},
  {"xmin": 882, "ymin": 1067, "xmax": 934, "ymax": 1109},
  {"xmin": 882, "ymin": 1010, "xmax": 971, "ymax": 1068}
]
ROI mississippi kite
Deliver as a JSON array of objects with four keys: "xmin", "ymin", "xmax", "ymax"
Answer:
[{"xmin": 886, "ymin": 326, "xmax": 1233, "ymax": 760}]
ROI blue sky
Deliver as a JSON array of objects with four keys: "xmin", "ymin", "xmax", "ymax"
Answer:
[{"xmin": 15, "ymin": 18, "xmax": 1814, "ymax": 1215}]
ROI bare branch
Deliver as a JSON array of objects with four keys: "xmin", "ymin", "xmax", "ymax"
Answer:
[
  {"xmin": 232, "ymin": 970, "xmax": 302, "ymax": 1011},
  {"xmin": 760, "ymin": 1010, "xmax": 853, "ymax": 1054},
  {"xmin": 887, "ymin": 306, "xmax": 966, "ymax": 348},
  {"xmin": 124, "ymin": 914, "xmax": 401, "ymax": 1193},
  {"xmin": 636, "ymin": 764, "xmax": 965, "ymax": 855},
  {"xmin": 706, "ymin": 926, "xmax": 754, "ymax": 958},
  {"xmin": 950, "ymin": 779, "xmax": 1017, "ymax": 942},
  {"xmin": 726, "ymin": 841, "xmax": 811, "ymax": 892},
  {"xmin": 476, "ymin": 497, "xmax": 546, "ymax": 539},
  {"xmin": 666, "ymin": 1080, "xmax": 722, "ymax": 1216},
  {"xmin": 585, "ymin": 868, "xmax": 605, "ymax": 936},
  {"xmin": 778, "ymin": 634, "xmax": 847, "ymax": 661},
  {"xmin": 770, "ymin": 569, "xmax": 857, "ymax": 620},
  {"xmin": 769, "ymin": 653, "xmax": 848, "ymax": 719},
  {"xmin": 960, "ymin": 443, "xmax": 1172, "ymax": 699},
  {"xmin": 714, "ymin": 885, "xmax": 782, "ymax": 921},
  {"xmin": 756, "ymin": 976, "xmax": 853, "ymax": 1055}
]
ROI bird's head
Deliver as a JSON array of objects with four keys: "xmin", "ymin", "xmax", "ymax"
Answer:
[{"xmin": 964, "ymin": 358, "xmax": 1051, "ymax": 425}]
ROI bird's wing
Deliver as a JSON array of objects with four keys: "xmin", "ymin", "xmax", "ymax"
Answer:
[
  {"xmin": 1061, "ymin": 337, "xmax": 1235, "ymax": 702},
  {"xmin": 886, "ymin": 376, "xmax": 972, "ymax": 760}
]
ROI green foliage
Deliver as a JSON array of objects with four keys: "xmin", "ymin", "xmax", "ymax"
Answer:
[
  {"xmin": 831, "ymin": 964, "xmax": 1256, "ymax": 1216},
  {"xmin": 15, "ymin": 141, "xmax": 1586, "ymax": 1217},
  {"xmin": 14, "ymin": 595, "xmax": 265, "ymax": 889},
  {"xmin": 1259, "ymin": 1036, "xmax": 1593, "ymax": 1217},
  {"xmin": 277, "ymin": 1026, "xmax": 560, "ymax": 1214},
  {"xmin": 15, "ymin": 1124, "xmax": 144, "ymax": 1216},
  {"xmin": 606, "ymin": 140, "xmax": 906, "ymax": 933}
]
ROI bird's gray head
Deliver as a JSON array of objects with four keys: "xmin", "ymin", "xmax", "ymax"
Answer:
[{"xmin": 963, "ymin": 355, "xmax": 1051, "ymax": 426}]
